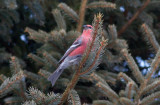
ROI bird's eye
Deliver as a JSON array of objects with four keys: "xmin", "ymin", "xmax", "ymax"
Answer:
[{"xmin": 88, "ymin": 27, "xmax": 92, "ymax": 29}]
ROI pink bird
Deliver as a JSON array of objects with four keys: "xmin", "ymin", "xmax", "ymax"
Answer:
[{"xmin": 48, "ymin": 25, "xmax": 93, "ymax": 86}]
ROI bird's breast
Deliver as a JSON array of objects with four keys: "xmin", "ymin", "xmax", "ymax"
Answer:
[{"xmin": 69, "ymin": 36, "xmax": 91, "ymax": 56}]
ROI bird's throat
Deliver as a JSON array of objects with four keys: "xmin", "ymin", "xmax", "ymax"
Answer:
[{"xmin": 82, "ymin": 29, "xmax": 93, "ymax": 37}]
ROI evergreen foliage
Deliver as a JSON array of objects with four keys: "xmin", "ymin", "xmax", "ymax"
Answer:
[{"xmin": 1, "ymin": 0, "xmax": 160, "ymax": 105}]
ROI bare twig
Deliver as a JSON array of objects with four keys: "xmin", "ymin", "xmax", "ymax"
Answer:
[
  {"xmin": 77, "ymin": 0, "xmax": 88, "ymax": 32},
  {"xmin": 118, "ymin": 0, "xmax": 151, "ymax": 36}
]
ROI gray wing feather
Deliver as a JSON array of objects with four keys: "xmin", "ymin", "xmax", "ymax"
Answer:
[{"xmin": 58, "ymin": 37, "xmax": 82, "ymax": 64}]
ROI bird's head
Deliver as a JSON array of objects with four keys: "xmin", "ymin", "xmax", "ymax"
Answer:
[
  {"xmin": 82, "ymin": 25, "xmax": 93, "ymax": 35},
  {"xmin": 83, "ymin": 25, "xmax": 93, "ymax": 30}
]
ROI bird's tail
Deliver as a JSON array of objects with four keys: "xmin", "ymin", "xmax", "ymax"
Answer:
[{"xmin": 48, "ymin": 67, "xmax": 64, "ymax": 86}]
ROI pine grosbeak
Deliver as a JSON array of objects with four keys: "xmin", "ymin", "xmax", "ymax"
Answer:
[{"xmin": 48, "ymin": 25, "xmax": 93, "ymax": 86}]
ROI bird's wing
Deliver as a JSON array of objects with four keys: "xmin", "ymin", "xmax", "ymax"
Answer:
[{"xmin": 58, "ymin": 36, "xmax": 82, "ymax": 64}]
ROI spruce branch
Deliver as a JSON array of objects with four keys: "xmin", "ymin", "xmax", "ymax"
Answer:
[
  {"xmin": 142, "ymin": 79, "xmax": 160, "ymax": 96},
  {"xmin": 22, "ymin": 100, "xmax": 37, "ymax": 105},
  {"xmin": 0, "ymin": 71, "xmax": 25, "ymax": 97},
  {"xmin": 28, "ymin": 69, "xmax": 50, "ymax": 92},
  {"xmin": 125, "ymin": 82, "xmax": 135, "ymax": 99},
  {"xmin": 27, "ymin": 87, "xmax": 61, "ymax": 105},
  {"xmin": 118, "ymin": 0, "xmax": 151, "ymax": 36},
  {"xmin": 139, "ymin": 12, "xmax": 153, "ymax": 26},
  {"xmin": 119, "ymin": 97, "xmax": 134, "ymax": 105},
  {"xmin": 135, "ymin": 49, "xmax": 160, "ymax": 104},
  {"xmin": 118, "ymin": 72, "xmax": 134, "ymax": 83},
  {"xmin": 68, "ymin": 89, "xmax": 81, "ymax": 105},
  {"xmin": 93, "ymin": 100, "xmax": 113, "ymax": 105},
  {"xmin": 116, "ymin": 0, "xmax": 141, "ymax": 8},
  {"xmin": 19, "ymin": 80, "xmax": 27, "ymax": 100},
  {"xmin": 25, "ymin": 27, "xmax": 49, "ymax": 43},
  {"xmin": 52, "ymin": 9, "xmax": 66, "ymax": 30},
  {"xmin": 79, "ymin": 39, "xmax": 107, "ymax": 75},
  {"xmin": 88, "ymin": 72, "xmax": 108, "ymax": 86},
  {"xmin": 59, "ymin": 29, "xmax": 67, "ymax": 37},
  {"xmin": 146, "ymin": 48, "xmax": 160, "ymax": 82},
  {"xmin": 141, "ymin": 23, "xmax": 159, "ymax": 52},
  {"xmin": 38, "ymin": 69, "xmax": 51, "ymax": 79},
  {"xmin": 55, "ymin": 78, "xmax": 70, "ymax": 88},
  {"xmin": 4, "ymin": 97, "xmax": 23, "ymax": 104},
  {"xmin": 28, "ymin": 53, "xmax": 45, "ymax": 66},
  {"xmin": 58, "ymin": 3, "xmax": 79, "ymax": 22},
  {"xmin": 47, "ymin": 92, "xmax": 61, "ymax": 105},
  {"xmin": 25, "ymin": 1, "xmax": 45, "ymax": 25},
  {"xmin": 96, "ymin": 82, "xmax": 119, "ymax": 103},
  {"xmin": 4, "ymin": 0, "xmax": 18, "ymax": 9},
  {"xmin": 23, "ymin": 70, "xmax": 40, "ymax": 81},
  {"xmin": 77, "ymin": 0, "xmax": 88, "ymax": 32},
  {"xmin": 145, "ymin": 99, "xmax": 160, "ymax": 105},
  {"xmin": 104, "ymin": 75, "xmax": 117, "ymax": 85},
  {"xmin": 87, "ymin": 1, "xmax": 116, "ymax": 10},
  {"xmin": 49, "ymin": 30, "xmax": 65, "ymax": 51},
  {"xmin": 135, "ymin": 80, "xmax": 147, "ymax": 104},
  {"xmin": 102, "ymin": 50, "xmax": 123, "ymax": 68},
  {"xmin": 0, "ymin": 74, "xmax": 7, "ymax": 82},
  {"xmin": 118, "ymin": 72, "xmax": 138, "ymax": 91},
  {"xmin": 102, "ymin": 71, "xmax": 117, "ymax": 79},
  {"xmin": 59, "ymin": 71, "xmax": 79, "ymax": 105},
  {"xmin": 0, "ymin": 52, "xmax": 11, "ymax": 63},
  {"xmin": 10, "ymin": 56, "xmax": 22, "ymax": 74},
  {"xmin": 140, "ymin": 91, "xmax": 160, "ymax": 105},
  {"xmin": 119, "ymin": 90, "xmax": 125, "ymax": 97},
  {"xmin": 120, "ymin": 49, "xmax": 144, "ymax": 83},
  {"xmin": 66, "ymin": 31, "xmax": 81, "ymax": 45},
  {"xmin": 27, "ymin": 87, "xmax": 47, "ymax": 104},
  {"xmin": 43, "ymin": 51, "xmax": 58, "ymax": 68},
  {"xmin": 108, "ymin": 24, "xmax": 117, "ymax": 43},
  {"xmin": 99, "ymin": 71, "xmax": 117, "ymax": 85},
  {"xmin": 112, "ymin": 39, "xmax": 128, "ymax": 52}
]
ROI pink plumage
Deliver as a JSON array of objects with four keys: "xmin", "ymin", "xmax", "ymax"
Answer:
[{"xmin": 48, "ymin": 25, "xmax": 93, "ymax": 86}]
